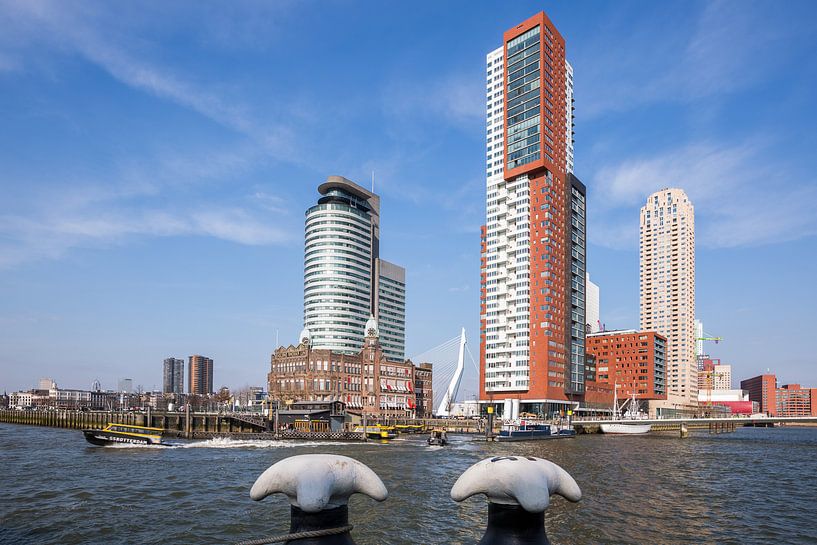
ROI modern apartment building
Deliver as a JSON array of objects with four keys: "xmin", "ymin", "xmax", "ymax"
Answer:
[
  {"xmin": 586, "ymin": 329, "xmax": 667, "ymax": 401},
  {"xmin": 375, "ymin": 259, "xmax": 407, "ymax": 361},
  {"xmin": 639, "ymin": 188, "xmax": 696, "ymax": 405},
  {"xmin": 162, "ymin": 357, "xmax": 184, "ymax": 394},
  {"xmin": 698, "ymin": 358, "xmax": 731, "ymax": 392},
  {"xmin": 479, "ymin": 11, "xmax": 584, "ymax": 418},
  {"xmin": 188, "ymin": 355, "xmax": 213, "ymax": 395},
  {"xmin": 303, "ymin": 176, "xmax": 405, "ymax": 361},
  {"xmin": 586, "ymin": 272, "xmax": 600, "ymax": 333},
  {"xmin": 740, "ymin": 374, "xmax": 777, "ymax": 416},
  {"xmin": 267, "ymin": 319, "xmax": 429, "ymax": 419}
]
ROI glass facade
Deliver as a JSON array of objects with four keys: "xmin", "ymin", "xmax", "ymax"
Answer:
[
  {"xmin": 304, "ymin": 195, "xmax": 374, "ymax": 354},
  {"xmin": 377, "ymin": 270, "xmax": 406, "ymax": 361},
  {"xmin": 506, "ymin": 26, "xmax": 542, "ymax": 171},
  {"xmin": 569, "ymin": 177, "xmax": 586, "ymax": 394}
]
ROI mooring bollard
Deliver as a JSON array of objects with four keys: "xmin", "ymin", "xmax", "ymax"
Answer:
[
  {"xmin": 451, "ymin": 456, "xmax": 581, "ymax": 545},
  {"xmin": 239, "ymin": 454, "xmax": 388, "ymax": 545}
]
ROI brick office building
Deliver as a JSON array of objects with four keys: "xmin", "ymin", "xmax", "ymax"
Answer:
[
  {"xmin": 585, "ymin": 330, "xmax": 667, "ymax": 401},
  {"xmin": 267, "ymin": 318, "xmax": 431, "ymax": 419},
  {"xmin": 413, "ymin": 363, "xmax": 434, "ymax": 418},
  {"xmin": 775, "ymin": 384, "xmax": 817, "ymax": 417},
  {"xmin": 740, "ymin": 374, "xmax": 778, "ymax": 416}
]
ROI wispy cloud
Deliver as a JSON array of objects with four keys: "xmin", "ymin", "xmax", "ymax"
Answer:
[
  {"xmin": 0, "ymin": 203, "xmax": 292, "ymax": 269},
  {"xmin": 576, "ymin": 1, "xmax": 809, "ymax": 118},
  {"xmin": 589, "ymin": 140, "xmax": 817, "ymax": 249},
  {"xmin": 381, "ymin": 73, "xmax": 484, "ymax": 129},
  {"xmin": 0, "ymin": 0, "xmax": 298, "ymax": 158}
]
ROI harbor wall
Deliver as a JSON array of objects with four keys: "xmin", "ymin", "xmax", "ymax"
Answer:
[
  {"xmin": 0, "ymin": 409, "xmax": 266, "ymax": 436},
  {"xmin": 0, "ymin": 410, "xmax": 491, "ymax": 437}
]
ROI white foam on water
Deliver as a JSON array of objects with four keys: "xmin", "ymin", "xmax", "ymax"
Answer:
[
  {"xmin": 180, "ymin": 437, "xmax": 358, "ymax": 449},
  {"xmin": 102, "ymin": 442, "xmax": 167, "ymax": 449}
]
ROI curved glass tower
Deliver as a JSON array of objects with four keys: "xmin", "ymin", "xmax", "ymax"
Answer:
[{"xmin": 304, "ymin": 176, "xmax": 380, "ymax": 354}]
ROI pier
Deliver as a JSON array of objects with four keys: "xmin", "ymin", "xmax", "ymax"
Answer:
[
  {"xmin": 0, "ymin": 409, "xmax": 268, "ymax": 438},
  {"xmin": 0, "ymin": 409, "xmax": 488, "ymax": 439},
  {"xmin": 572, "ymin": 416, "xmax": 817, "ymax": 434}
]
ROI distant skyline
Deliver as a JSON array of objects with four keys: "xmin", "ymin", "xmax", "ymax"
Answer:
[{"xmin": 1, "ymin": 1, "xmax": 816, "ymax": 393}]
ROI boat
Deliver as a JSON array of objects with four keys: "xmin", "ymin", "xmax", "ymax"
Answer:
[
  {"xmin": 600, "ymin": 388, "xmax": 652, "ymax": 435},
  {"xmin": 353, "ymin": 425, "xmax": 397, "ymax": 440},
  {"xmin": 82, "ymin": 423, "xmax": 167, "ymax": 446},
  {"xmin": 494, "ymin": 421, "xmax": 576, "ymax": 442},
  {"xmin": 395, "ymin": 424, "xmax": 425, "ymax": 434},
  {"xmin": 427, "ymin": 429, "xmax": 448, "ymax": 446}
]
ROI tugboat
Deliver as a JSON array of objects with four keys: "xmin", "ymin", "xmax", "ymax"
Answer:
[
  {"xmin": 427, "ymin": 428, "xmax": 448, "ymax": 446},
  {"xmin": 82, "ymin": 423, "xmax": 166, "ymax": 446}
]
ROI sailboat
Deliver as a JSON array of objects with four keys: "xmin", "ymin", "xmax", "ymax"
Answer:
[{"xmin": 600, "ymin": 385, "xmax": 651, "ymax": 435}]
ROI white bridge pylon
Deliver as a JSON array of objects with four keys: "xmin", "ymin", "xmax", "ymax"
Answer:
[{"xmin": 411, "ymin": 328, "xmax": 477, "ymax": 416}]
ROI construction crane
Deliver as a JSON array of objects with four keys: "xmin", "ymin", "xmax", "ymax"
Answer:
[
  {"xmin": 696, "ymin": 333, "xmax": 725, "ymax": 414},
  {"xmin": 695, "ymin": 336, "xmax": 723, "ymax": 359}
]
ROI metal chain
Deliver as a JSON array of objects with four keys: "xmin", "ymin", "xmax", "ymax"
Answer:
[{"xmin": 235, "ymin": 525, "xmax": 354, "ymax": 545}]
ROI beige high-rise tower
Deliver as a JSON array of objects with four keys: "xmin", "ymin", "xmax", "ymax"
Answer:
[{"xmin": 639, "ymin": 188, "xmax": 696, "ymax": 406}]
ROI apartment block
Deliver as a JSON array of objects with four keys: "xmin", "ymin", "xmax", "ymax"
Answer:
[
  {"xmin": 586, "ymin": 329, "xmax": 667, "ymax": 400},
  {"xmin": 479, "ymin": 11, "xmax": 585, "ymax": 418},
  {"xmin": 188, "ymin": 355, "xmax": 214, "ymax": 395},
  {"xmin": 640, "ymin": 188, "xmax": 696, "ymax": 405}
]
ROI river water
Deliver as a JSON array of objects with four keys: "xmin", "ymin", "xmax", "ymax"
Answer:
[{"xmin": 1, "ymin": 424, "xmax": 816, "ymax": 545}]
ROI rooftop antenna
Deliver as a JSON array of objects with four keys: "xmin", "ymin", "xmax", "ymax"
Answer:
[
  {"xmin": 275, "ymin": 328, "xmax": 279, "ymax": 348},
  {"xmin": 371, "ymin": 171, "xmax": 375, "ymax": 192}
]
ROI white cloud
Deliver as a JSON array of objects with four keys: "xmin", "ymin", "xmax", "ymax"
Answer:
[
  {"xmin": 589, "ymin": 140, "xmax": 817, "ymax": 249},
  {"xmin": 0, "ymin": 0, "xmax": 298, "ymax": 160},
  {"xmin": 576, "ymin": 1, "xmax": 803, "ymax": 118},
  {"xmin": 0, "ymin": 204, "xmax": 291, "ymax": 269},
  {"xmin": 382, "ymin": 73, "xmax": 484, "ymax": 128}
]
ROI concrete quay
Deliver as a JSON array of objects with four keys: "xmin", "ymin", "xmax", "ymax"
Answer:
[
  {"xmin": 572, "ymin": 416, "xmax": 817, "ymax": 434},
  {"xmin": 0, "ymin": 408, "xmax": 268, "ymax": 437},
  {"xmin": 0, "ymin": 409, "xmax": 489, "ymax": 439}
]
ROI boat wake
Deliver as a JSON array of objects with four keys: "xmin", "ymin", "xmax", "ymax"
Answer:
[{"xmin": 180, "ymin": 437, "xmax": 356, "ymax": 449}]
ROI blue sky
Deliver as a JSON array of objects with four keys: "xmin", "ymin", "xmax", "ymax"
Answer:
[{"xmin": 1, "ymin": 0, "xmax": 816, "ymax": 395}]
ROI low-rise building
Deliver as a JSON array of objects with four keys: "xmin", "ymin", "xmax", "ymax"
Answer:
[
  {"xmin": 697, "ymin": 388, "xmax": 756, "ymax": 415},
  {"xmin": 776, "ymin": 384, "xmax": 817, "ymax": 417},
  {"xmin": 267, "ymin": 318, "xmax": 431, "ymax": 419}
]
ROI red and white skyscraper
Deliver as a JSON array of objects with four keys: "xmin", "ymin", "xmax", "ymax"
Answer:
[{"xmin": 480, "ymin": 12, "xmax": 586, "ymax": 417}]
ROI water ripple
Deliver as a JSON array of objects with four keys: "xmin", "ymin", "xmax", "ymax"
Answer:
[{"xmin": 1, "ymin": 426, "xmax": 816, "ymax": 544}]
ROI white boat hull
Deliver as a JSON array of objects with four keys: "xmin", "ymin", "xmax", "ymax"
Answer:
[{"xmin": 600, "ymin": 423, "xmax": 651, "ymax": 434}]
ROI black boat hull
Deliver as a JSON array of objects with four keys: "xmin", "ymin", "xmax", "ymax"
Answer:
[{"xmin": 82, "ymin": 429, "xmax": 162, "ymax": 446}]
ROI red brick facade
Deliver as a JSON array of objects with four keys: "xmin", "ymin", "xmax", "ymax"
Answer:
[
  {"xmin": 586, "ymin": 330, "xmax": 667, "ymax": 400},
  {"xmin": 268, "ymin": 334, "xmax": 431, "ymax": 419},
  {"xmin": 740, "ymin": 374, "xmax": 777, "ymax": 416}
]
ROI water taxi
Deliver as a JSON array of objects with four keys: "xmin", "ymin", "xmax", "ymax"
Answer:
[
  {"xmin": 82, "ymin": 423, "xmax": 166, "ymax": 446},
  {"xmin": 427, "ymin": 429, "xmax": 448, "ymax": 446},
  {"xmin": 353, "ymin": 425, "xmax": 397, "ymax": 440},
  {"xmin": 394, "ymin": 424, "xmax": 425, "ymax": 434}
]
